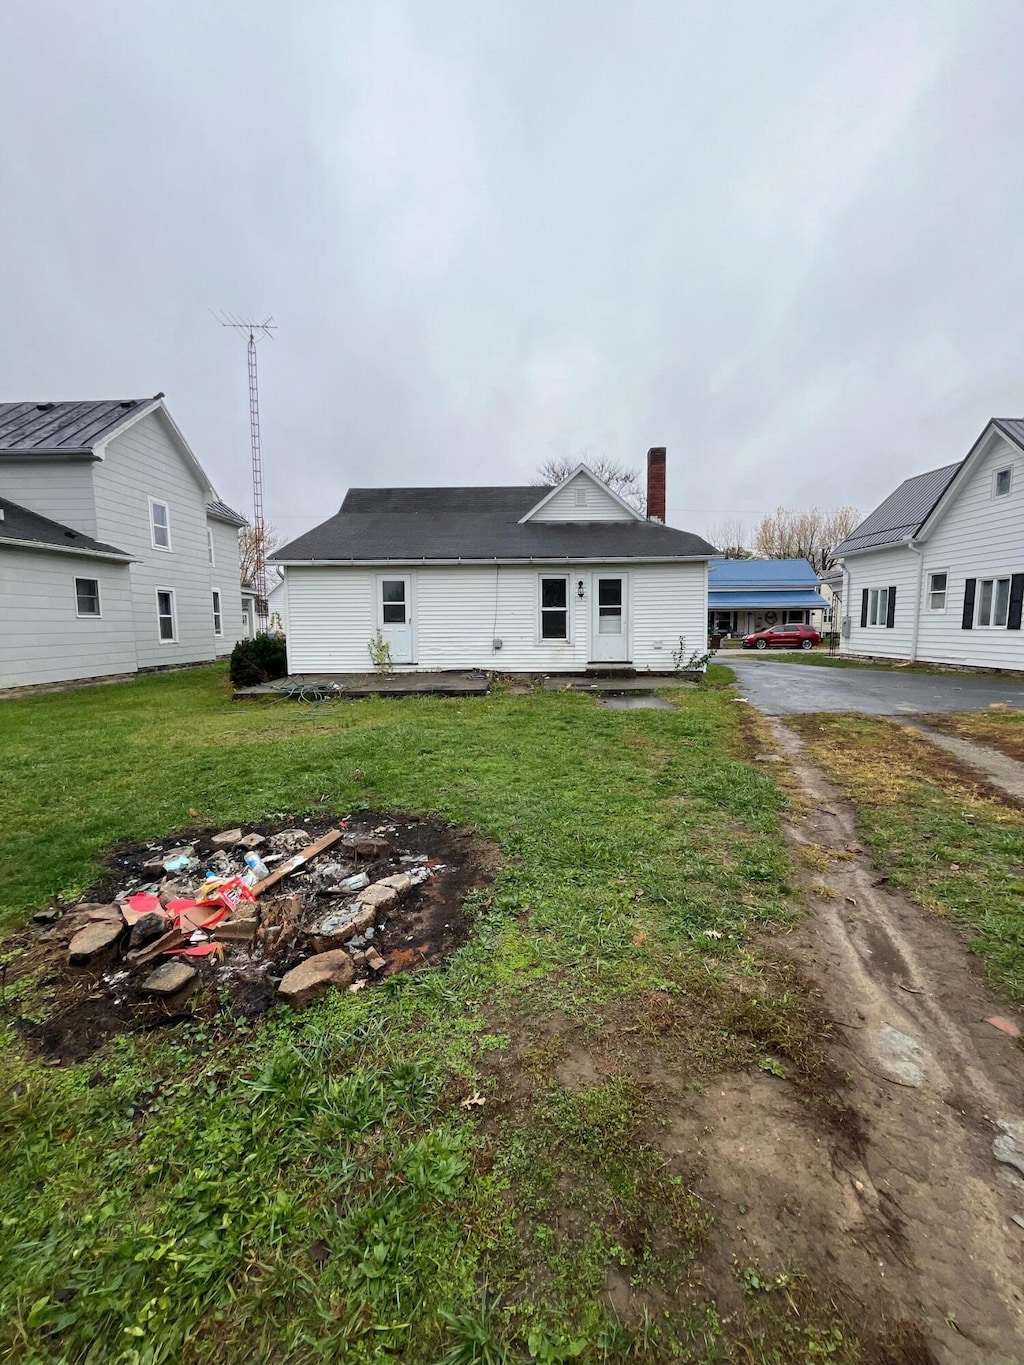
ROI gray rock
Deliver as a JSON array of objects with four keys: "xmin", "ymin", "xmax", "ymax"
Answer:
[
  {"xmin": 129, "ymin": 912, "xmax": 169, "ymax": 949},
  {"xmin": 68, "ymin": 920, "xmax": 122, "ymax": 965},
  {"xmin": 278, "ymin": 950, "xmax": 355, "ymax": 1009},
  {"xmin": 271, "ymin": 829, "xmax": 312, "ymax": 853},
  {"xmin": 237, "ymin": 832, "xmax": 266, "ymax": 851},
  {"xmin": 994, "ymin": 1126, "xmax": 1024, "ymax": 1179},
  {"xmin": 210, "ymin": 827, "xmax": 243, "ymax": 849},
  {"xmin": 142, "ymin": 961, "xmax": 198, "ymax": 996},
  {"xmin": 32, "ymin": 909, "xmax": 60, "ymax": 925}
]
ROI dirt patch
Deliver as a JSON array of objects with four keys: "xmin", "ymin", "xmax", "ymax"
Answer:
[
  {"xmin": 907, "ymin": 722, "xmax": 1024, "ymax": 804},
  {"xmin": 768, "ymin": 718, "xmax": 1024, "ymax": 1364},
  {"xmin": 923, "ymin": 711, "xmax": 1024, "ymax": 764},
  {"xmin": 7, "ymin": 812, "xmax": 496, "ymax": 1063}
]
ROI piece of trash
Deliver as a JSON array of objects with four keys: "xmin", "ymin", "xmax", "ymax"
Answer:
[
  {"xmin": 163, "ymin": 854, "xmax": 192, "ymax": 874},
  {"xmin": 985, "ymin": 1016, "xmax": 1021, "ymax": 1039},
  {"xmin": 348, "ymin": 979, "xmax": 368, "ymax": 993},
  {"xmin": 460, "ymin": 1092, "xmax": 486, "ymax": 1109},
  {"xmin": 631, "ymin": 932, "xmax": 647, "ymax": 946},
  {"xmin": 948, "ymin": 863, "xmax": 962, "ymax": 872},
  {"xmin": 339, "ymin": 871, "xmax": 370, "ymax": 892},
  {"xmin": 243, "ymin": 851, "xmax": 270, "ymax": 881},
  {"xmin": 121, "ymin": 893, "xmax": 162, "ymax": 924},
  {"xmin": 704, "ymin": 929, "xmax": 723, "ymax": 939}
]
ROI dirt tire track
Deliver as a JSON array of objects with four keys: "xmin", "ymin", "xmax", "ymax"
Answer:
[{"xmin": 769, "ymin": 717, "xmax": 1024, "ymax": 1363}]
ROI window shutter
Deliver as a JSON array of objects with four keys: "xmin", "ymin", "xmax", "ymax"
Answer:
[
  {"xmin": 1008, "ymin": 574, "xmax": 1024, "ymax": 631},
  {"xmin": 885, "ymin": 586, "xmax": 896, "ymax": 629},
  {"xmin": 962, "ymin": 578, "xmax": 976, "ymax": 630},
  {"xmin": 860, "ymin": 589, "xmax": 869, "ymax": 628}
]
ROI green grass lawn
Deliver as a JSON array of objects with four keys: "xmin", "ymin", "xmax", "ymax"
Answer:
[
  {"xmin": 787, "ymin": 714, "xmax": 1024, "ymax": 1001},
  {"xmin": 0, "ymin": 666, "xmax": 880, "ymax": 1363}
]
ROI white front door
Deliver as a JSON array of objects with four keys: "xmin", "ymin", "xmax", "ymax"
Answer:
[
  {"xmin": 379, "ymin": 575, "xmax": 413, "ymax": 664},
  {"xmin": 591, "ymin": 574, "xmax": 629, "ymax": 662}
]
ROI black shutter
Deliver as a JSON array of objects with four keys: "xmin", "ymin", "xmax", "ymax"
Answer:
[
  {"xmin": 1008, "ymin": 574, "xmax": 1024, "ymax": 631},
  {"xmin": 962, "ymin": 577, "xmax": 976, "ymax": 630},
  {"xmin": 885, "ymin": 585, "xmax": 896, "ymax": 629},
  {"xmin": 860, "ymin": 589, "xmax": 869, "ymax": 628}
]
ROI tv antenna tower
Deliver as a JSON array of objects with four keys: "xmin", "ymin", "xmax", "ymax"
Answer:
[{"xmin": 214, "ymin": 312, "xmax": 276, "ymax": 631}]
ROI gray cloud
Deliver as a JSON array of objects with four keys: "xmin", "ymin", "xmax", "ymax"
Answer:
[{"xmin": 2, "ymin": 0, "xmax": 1020, "ymax": 544}]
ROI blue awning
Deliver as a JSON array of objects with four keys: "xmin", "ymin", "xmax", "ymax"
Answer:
[{"xmin": 708, "ymin": 589, "xmax": 829, "ymax": 609}]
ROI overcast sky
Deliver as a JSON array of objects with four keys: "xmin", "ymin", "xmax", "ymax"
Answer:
[{"xmin": 2, "ymin": 0, "xmax": 1022, "ymax": 544}]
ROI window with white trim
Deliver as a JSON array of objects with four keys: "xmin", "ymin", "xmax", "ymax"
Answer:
[
  {"xmin": 927, "ymin": 571, "xmax": 947, "ymax": 611},
  {"xmin": 150, "ymin": 499, "xmax": 171, "ymax": 550},
  {"xmin": 156, "ymin": 589, "xmax": 176, "ymax": 641},
  {"xmin": 540, "ymin": 576, "xmax": 568, "ymax": 640},
  {"xmin": 867, "ymin": 587, "xmax": 889, "ymax": 626},
  {"xmin": 75, "ymin": 577, "xmax": 101, "ymax": 616},
  {"xmin": 994, "ymin": 467, "xmax": 1012, "ymax": 498},
  {"xmin": 977, "ymin": 577, "xmax": 1011, "ymax": 627},
  {"xmin": 208, "ymin": 528, "xmax": 215, "ymax": 565},
  {"xmin": 212, "ymin": 590, "xmax": 222, "ymax": 636}
]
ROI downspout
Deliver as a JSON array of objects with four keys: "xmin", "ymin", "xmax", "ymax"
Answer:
[{"xmin": 907, "ymin": 539, "xmax": 924, "ymax": 663}]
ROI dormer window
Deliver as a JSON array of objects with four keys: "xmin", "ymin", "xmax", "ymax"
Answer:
[
  {"xmin": 150, "ymin": 498, "xmax": 171, "ymax": 550},
  {"xmin": 994, "ymin": 467, "xmax": 1012, "ymax": 497}
]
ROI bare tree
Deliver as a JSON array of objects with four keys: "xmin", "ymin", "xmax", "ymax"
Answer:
[
  {"xmin": 534, "ymin": 456, "xmax": 646, "ymax": 512},
  {"xmin": 239, "ymin": 521, "xmax": 284, "ymax": 592},
  {"xmin": 752, "ymin": 506, "xmax": 859, "ymax": 575},
  {"xmin": 707, "ymin": 518, "xmax": 752, "ymax": 558}
]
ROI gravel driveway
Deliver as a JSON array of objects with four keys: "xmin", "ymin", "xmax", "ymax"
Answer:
[{"xmin": 728, "ymin": 658, "xmax": 1024, "ymax": 716}]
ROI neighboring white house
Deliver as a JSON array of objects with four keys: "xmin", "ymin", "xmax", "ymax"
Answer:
[
  {"xmin": 0, "ymin": 396, "xmax": 248, "ymax": 688},
  {"xmin": 271, "ymin": 450, "xmax": 716, "ymax": 674},
  {"xmin": 835, "ymin": 418, "xmax": 1024, "ymax": 670}
]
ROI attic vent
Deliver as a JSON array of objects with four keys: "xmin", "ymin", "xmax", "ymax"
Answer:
[
  {"xmin": 119, "ymin": 400, "xmax": 135, "ymax": 409},
  {"xmin": 0, "ymin": 507, "xmax": 5, "ymax": 521},
  {"xmin": 36, "ymin": 402, "xmax": 55, "ymax": 412},
  {"xmin": 574, "ymin": 486, "xmax": 588, "ymax": 507}
]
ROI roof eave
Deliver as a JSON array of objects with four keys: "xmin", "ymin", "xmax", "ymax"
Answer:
[
  {"xmin": 273, "ymin": 554, "xmax": 713, "ymax": 567},
  {"xmin": 0, "ymin": 536, "xmax": 134, "ymax": 561}
]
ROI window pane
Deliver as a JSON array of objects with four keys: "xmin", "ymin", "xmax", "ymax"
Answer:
[
  {"xmin": 75, "ymin": 578, "xmax": 99, "ymax": 615},
  {"xmin": 382, "ymin": 580, "xmax": 405, "ymax": 604},
  {"xmin": 159, "ymin": 616, "xmax": 174, "ymax": 640},
  {"xmin": 383, "ymin": 603, "xmax": 406, "ymax": 623},
  {"xmin": 929, "ymin": 591, "xmax": 945, "ymax": 610},
  {"xmin": 597, "ymin": 578, "xmax": 622, "ymax": 607},
  {"xmin": 541, "ymin": 609, "xmax": 567, "ymax": 640},
  {"xmin": 598, "ymin": 613, "xmax": 621, "ymax": 634},
  {"xmin": 931, "ymin": 573, "xmax": 947, "ymax": 592},
  {"xmin": 995, "ymin": 578, "xmax": 1011, "ymax": 627},
  {"xmin": 996, "ymin": 469, "xmax": 1011, "ymax": 496},
  {"xmin": 878, "ymin": 588, "xmax": 888, "ymax": 624},
  {"xmin": 978, "ymin": 579, "xmax": 993, "ymax": 625},
  {"xmin": 541, "ymin": 578, "xmax": 566, "ymax": 608},
  {"xmin": 157, "ymin": 591, "xmax": 171, "ymax": 614}
]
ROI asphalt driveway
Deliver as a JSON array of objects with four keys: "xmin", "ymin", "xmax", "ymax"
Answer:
[{"xmin": 728, "ymin": 657, "xmax": 1024, "ymax": 715}]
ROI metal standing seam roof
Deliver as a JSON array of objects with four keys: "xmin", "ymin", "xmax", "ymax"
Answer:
[
  {"xmin": 0, "ymin": 399, "xmax": 160, "ymax": 452},
  {"xmin": 0, "ymin": 494, "xmax": 130, "ymax": 557},
  {"xmin": 708, "ymin": 557, "xmax": 820, "ymax": 588},
  {"xmin": 272, "ymin": 486, "xmax": 718, "ymax": 562},
  {"xmin": 206, "ymin": 499, "xmax": 248, "ymax": 527},
  {"xmin": 709, "ymin": 589, "xmax": 829, "ymax": 609},
  {"xmin": 833, "ymin": 461, "xmax": 963, "ymax": 555}
]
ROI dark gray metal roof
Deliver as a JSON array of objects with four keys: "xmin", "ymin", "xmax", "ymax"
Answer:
[
  {"xmin": 0, "ymin": 494, "xmax": 130, "ymax": 557},
  {"xmin": 274, "ymin": 485, "xmax": 716, "ymax": 563},
  {"xmin": 833, "ymin": 461, "xmax": 962, "ymax": 555},
  {"xmin": 993, "ymin": 418, "xmax": 1024, "ymax": 447},
  {"xmin": 206, "ymin": 499, "xmax": 248, "ymax": 527},
  {"xmin": 0, "ymin": 398, "xmax": 158, "ymax": 453}
]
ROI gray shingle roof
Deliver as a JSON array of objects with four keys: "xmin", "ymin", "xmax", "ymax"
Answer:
[
  {"xmin": 0, "ymin": 398, "xmax": 158, "ymax": 453},
  {"xmin": 206, "ymin": 499, "xmax": 248, "ymax": 527},
  {"xmin": 833, "ymin": 461, "xmax": 962, "ymax": 555},
  {"xmin": 273, "ymin": 486, "xmax": 716, "ymax": 563},
  {"xmin": 0, "ymin": 494, "xmax": 130, "ymax": 557}
]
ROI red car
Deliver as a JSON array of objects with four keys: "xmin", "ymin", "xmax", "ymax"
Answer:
[{"xmin": 742, "ymin": 623, "xmax": 821, "ymax": 650}]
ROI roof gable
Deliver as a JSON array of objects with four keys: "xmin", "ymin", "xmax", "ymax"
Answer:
[{"xmin": 519, "ymin": 465, "xmax": 644, "ymax": 523}]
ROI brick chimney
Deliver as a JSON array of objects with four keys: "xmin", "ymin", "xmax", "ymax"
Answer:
[{"xmin": 646, "ymin": 447, "xmax": 666, "ymax": 522}]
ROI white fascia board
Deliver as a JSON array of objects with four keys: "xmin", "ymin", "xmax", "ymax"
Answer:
[
  {"xmin": 0, "ymin": 536, "xmax": 135, "ymax": 562},
  {"xmin": 93, "ymin": 399, "xmax": 216, "ymax": 499},
  {"xmin": 274, "ymin": 554, "xmax": 713, "ymax": 566},
  {"xmin": 517, "ymin": 463, "xmax": 646, "ymax": 523},
  {"xmin": 915, "ymin": 419, "xmax": 1023, "ymax": 543}
]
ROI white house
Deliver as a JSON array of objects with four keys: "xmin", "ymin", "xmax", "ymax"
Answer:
[
  {"xmin": 271, "ymin": 449, "xmax": 716, "ymax": 674},
  {"xmin": 835, "ymin": 418, "xmax": 1024, "ymax": 670},
  {"xmin": 0, "ymin": 396, "xmax": 248, "ymax": 689}
]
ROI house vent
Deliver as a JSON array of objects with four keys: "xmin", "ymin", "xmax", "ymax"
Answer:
[
  {"xmin": 574, "ymin": 486, "xmax": 588, "ymax": 507},
  {"xmin": 35, "ymin": 402, "xmax": 55, "ymax": 411}
]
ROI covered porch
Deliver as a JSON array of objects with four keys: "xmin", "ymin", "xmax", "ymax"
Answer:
[{"xmin": 708, "ymin": 589, "xmax": 829, "ymax": 639}]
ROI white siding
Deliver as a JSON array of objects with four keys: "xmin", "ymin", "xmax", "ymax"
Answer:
[
  {"xmin": 841, "ymin": 545, "xmax": 918, "ymax": 660},
  {"xmin": 0, "ymin": 458, "xmax": 99, "ymax": 537},
  {"xmin": 527, "ymin": 472, "xmax": 636, "ymax": 522},
  {"xmin": 93, "ymin": 411, "xmax": 220, "ymax": 669},
  {"xmin": 207, "ymin": 518, "xmax": 245, "ymax": 653},
  {"xmin": 915, "ymin": 434, "xmax": 1024, "ymax": 669},
  {"xmin": 283, "ymin": 560, "xmax": 708, "ymax": 673},
  {"xmin": 0, "ymin": 546, "xmax": 137, "ymax": 687}
]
